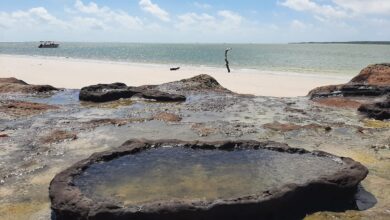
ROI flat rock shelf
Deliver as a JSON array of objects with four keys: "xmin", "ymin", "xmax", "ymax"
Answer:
[{"xmin": 49, "ymin": 140, "xmax": 369, "ymax": 220}]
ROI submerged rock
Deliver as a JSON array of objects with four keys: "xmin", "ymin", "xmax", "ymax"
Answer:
[
  {"xmin": 50, "ymin": 139, "xmax": 368, "ymax": 220},
  {"xmin": 312, "ymin": 97, "xmax": 363, "ymax": 109},
  {"xmin": 152, "ymin": 112, "xmax": 182, "ymax": 122},
  {"xmin": 79, "ymin": 82, "xmax": 185, "ymax": 103},
  {"xmin": 0, "ymin": 77, "xmax": 59, "ymax": 94},
  {"xmin": 39, "ymin": 130, "xmax": 77, "ymax": 144},
  {"xmin": 0, "ymin": 100, "xmax": 59, "ymax": 117},
  {"xmin": 263, "ymin": 121, "xmax": 331, "ymax": 132}
]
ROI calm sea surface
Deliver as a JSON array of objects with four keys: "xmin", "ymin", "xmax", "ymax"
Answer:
[{"xmin": 1, "ymin": 42, "xmax": 389, "ymax": 75}]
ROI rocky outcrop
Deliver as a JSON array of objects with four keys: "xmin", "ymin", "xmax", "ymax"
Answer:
[
  {"xmin": 50, "ymin": 139, "xmax": 368, "ymax": 220},
  {"xmin": 79, "ymin": 83, "xmax": 138, "ymax": 102},
  {"xmin": 308, "ymin": 64, "xmax": 389, "ymax": 120},
  {"xmin": 0, "ymin": 77, "xmax": 59, "ymax": 94},
  {"xmin": 309, "ymin": 64, "xmax": 390, "ymax": 99},
  {"xmin": 156, "ymin": 74, "xmax": 232, "ymax": 93},
  {"xmin": 358, "ymin": 97, "xmax": 390, "ymax": 120},
  {"xmin": 350, "ymin": 63, "xmax": 390, "ymax": 86},
  {"xmin": 79, "ymin": 83, "xmax": 186, "ymax": 103}
]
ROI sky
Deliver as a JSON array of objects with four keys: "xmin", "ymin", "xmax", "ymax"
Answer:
[{"xmin": 0, "ymin": 0, "xmax": 390, "ymax": 43}]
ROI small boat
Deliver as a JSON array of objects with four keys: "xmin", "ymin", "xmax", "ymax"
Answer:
[{"xmin": 38, "ymin": 41, "xmax": 59, "ymax": 48}]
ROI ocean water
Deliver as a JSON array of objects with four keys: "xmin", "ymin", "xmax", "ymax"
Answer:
[{"xmin": 1, "ymin": 42, "xmax": 389, "ymax": 75}]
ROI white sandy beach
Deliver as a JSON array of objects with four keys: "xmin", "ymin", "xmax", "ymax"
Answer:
[{"xmin": 0, "ymin": 55, "xmax": 350, "ymax": 97}]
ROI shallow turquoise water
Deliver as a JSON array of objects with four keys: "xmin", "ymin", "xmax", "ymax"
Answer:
[{"xmin": 1, "ymin": 42, "xmax": 389, "ymax": 75}]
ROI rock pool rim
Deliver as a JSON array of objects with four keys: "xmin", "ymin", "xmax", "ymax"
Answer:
[{"xmin": 49, "ymin": 139, "xmax": 369, "ymax": 220}]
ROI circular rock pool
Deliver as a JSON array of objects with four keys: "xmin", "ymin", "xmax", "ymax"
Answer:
[{"xmin": 49, "ymin": 139, "xmax": 368, "ymax": 220}]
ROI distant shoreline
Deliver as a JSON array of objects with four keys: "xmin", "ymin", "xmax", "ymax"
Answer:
[{"xmin": 290, "ymin": 41, "xmax": 390, "ymax": 45}]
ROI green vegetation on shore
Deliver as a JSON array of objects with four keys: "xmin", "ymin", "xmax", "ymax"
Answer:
[{"xmin": 291, "ymin": 41, "xmax": 390, "ymax": 45}]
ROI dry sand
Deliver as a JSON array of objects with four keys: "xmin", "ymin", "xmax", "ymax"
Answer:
[{"xmin": 0, "ymin": 55, "xmax": 350, "ymax": 97}]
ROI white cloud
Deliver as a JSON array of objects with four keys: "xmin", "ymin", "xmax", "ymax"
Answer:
[
  {"xmin": 139, "ymin": 0, "xmax": 170, "ymax": 22},
  {"xmin": 0, "ymin": 7, "xmax": 68, "ymax": 29},
  {"xmin": 194, "ymin": 2, "xmax": 212, "ymax": 9},
  {"xmin": 332, "ymin": 0, "xmax": 390, "ymax": 15},
  {"xmin": 0, "ymin": 1, "xmax": 143, "ymax": 33},
  {"xmin": 176, "ymin": 10, "xmax": 243, "ymax": 32},
  {"xmin": 280, "ymin": 0, "xmax": 348, "ymax": 20},
  {"xmin": 290, "ymin": 19, "xmax": 306, "ymax": 30},
  {"xmin": 72, "ymin": 16, "xmax": 105, "ymax": 30},
  {"xmin": 281, "ymin": 0, "xmax": 390, "ymax": 21},
  {"xmin": 218, "ymin": 10, "xmax": 243, "ymax": 26},
  {"xmin": 74, "ymin": 0, "xmax": 109, "ymax": 14},
  {"xmin": 73, "ymin": 0, "xmax": 143, "ymax": 30}
]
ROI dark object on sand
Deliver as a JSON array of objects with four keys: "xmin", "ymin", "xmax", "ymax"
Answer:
[
  {"xmin": 225, "ymin": 48, "xmax": 232, "ymax": 73},
  {"xmin": 170, "ymin": 67, "xmax": 180, "ymax": 71},
  {"xmin": 49, "ymin": 139, "xmax": 368, "ymax": 220},
  {"xmin": 38, "ymin": 41, "xmax": 59, "ymax": 48}
]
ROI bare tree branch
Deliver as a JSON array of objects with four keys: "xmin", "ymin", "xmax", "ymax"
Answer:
[{"xmin": 225, "ymin": 48, "xmax": 232, "ymax": 73}]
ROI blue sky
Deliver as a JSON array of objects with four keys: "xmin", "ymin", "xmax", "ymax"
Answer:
[{"xmin": 1, "ymin": 0, "xmax": 389, "ymax": 42}]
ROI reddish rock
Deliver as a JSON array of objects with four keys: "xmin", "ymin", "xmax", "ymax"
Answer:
[
  {"xmin": 312, "ymin": 97, "xmax": 363, "ymax": 109},
  {"xmin": 0, "ymin": 100, "xmax": 59, "ymax": 117},
  {"xmin": 153, "ymin": 112, "xmax": 182, "ymax": 122},
  {"xmin": 40, "ymin": 130, "xmax": 77, "ymax": 144},
  {"xmin": 350, "ymin": 64, "xmax": 390, "ymax": 86},
  {"xmin": 191, "ymin": 123, "xmax": 218, "ymax": 136},
  {"xmin": 83, "ymin": 118, "xmax": 131, "ymax": 128},
  {"xmin": 263, "ymin": 121, "xmax": 331, "ymax": 132},
  {"xmin": 0, "ymin": 133, "xmax": 9, "ymax": 138}
]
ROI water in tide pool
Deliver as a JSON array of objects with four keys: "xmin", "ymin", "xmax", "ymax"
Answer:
[
  {"xmin": 74, "ymin": 147, "xmax": 344, "ymax": 206},
  {"xmin": 0, "ymin": 42, "xmax": 390, "ymax": 75}
]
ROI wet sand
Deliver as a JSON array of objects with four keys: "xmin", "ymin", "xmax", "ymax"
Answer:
[{"xmin": 0, "ymin": 55, "xmax": 349, "ymax": 97}]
